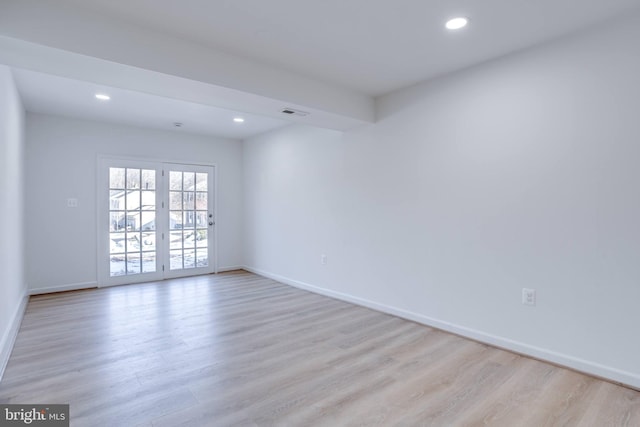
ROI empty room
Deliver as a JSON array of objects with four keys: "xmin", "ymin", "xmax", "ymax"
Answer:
[{"xmin": 1, "ymin": 1, "xmax": 640, "ymax": 425}]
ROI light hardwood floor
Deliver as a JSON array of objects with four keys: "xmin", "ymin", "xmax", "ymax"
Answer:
[{"xmin": 1, "ymin": 270, "xmax": 638, "ymax": 426}]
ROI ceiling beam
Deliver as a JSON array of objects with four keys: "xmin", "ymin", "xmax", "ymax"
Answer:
[{"xmin": 0, "ymin": 0, "xmax": 374, "ymax": 130}]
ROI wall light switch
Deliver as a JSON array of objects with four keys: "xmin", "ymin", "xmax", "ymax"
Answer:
[{"xmin": 321, "ymin": 254, "xmax": 327, "ymax": 265}]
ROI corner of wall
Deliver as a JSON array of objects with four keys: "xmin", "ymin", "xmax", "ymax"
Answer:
[
  {"xmin": 0, "ymin": 292, "xmax": 28, "ymax": 382},
  {"xmin": 0, "ymin": 64, "xmax": 28, "ymax": 383}
]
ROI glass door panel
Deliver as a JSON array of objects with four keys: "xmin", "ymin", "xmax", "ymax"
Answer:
[
  {"xmin": 108, "ymin": 167, "xmax": 157, "ymax": 277},
  {"xmin": 166, "ymin": 166, "xmax": 214, "ymax": 276}
]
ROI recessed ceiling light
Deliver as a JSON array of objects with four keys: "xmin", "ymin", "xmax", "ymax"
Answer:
[
  {"xmin": 95, "ymin": 93, "xmax": 111, "ymax": 101},
  {"xmin": 233, "ymin": 117, "xmax": 245, "ymax": 123},
  {"xmin": 446, "ymin": 17, "xmax": 468, "ymax": 30}
]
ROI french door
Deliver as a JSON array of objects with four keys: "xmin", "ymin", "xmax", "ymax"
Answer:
[{"xmin": 98, "ymin": 158, "xmax": 216, "ymax": 286}]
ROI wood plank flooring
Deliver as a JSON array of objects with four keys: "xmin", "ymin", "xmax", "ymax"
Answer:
[{"xmin": 1, "ymin": 270, "xmax": 639, "ymax": 426}]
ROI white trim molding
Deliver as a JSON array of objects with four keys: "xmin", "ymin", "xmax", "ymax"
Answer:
[
  {"xmin": 218, "ymin": 266, "xmax": 244, "ymax": 273},
  {"xmin": 28, "ymin": 271, "xmax": 243, "ymax": 295},
  {"xmin": 0, "ymin": 293, "xmax": 28, "ymax": 382},
  {"xmin": 29, "ymin": 281, "xmax": 98, "ymax": 296},
  {"xmin": 242, "ymin": 266, "xmax": 640, "ymax": 391}
]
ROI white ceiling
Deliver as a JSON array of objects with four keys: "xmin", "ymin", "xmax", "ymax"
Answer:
[
  {"xmin": 53, "ymin": 0, "xmax": 640, "ymax": 96},
  {"xmin": 12, "ymin": 68, "xmax": 289, "ymax": 140},
  {"xmin": 3, "ymin": 0, "xmax": 640, "ymax": 138}
]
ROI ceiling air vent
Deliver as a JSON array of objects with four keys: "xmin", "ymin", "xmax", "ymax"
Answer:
[{"xmin": 281, "ymin": 108, "xmax": 310, "ymax": 117}]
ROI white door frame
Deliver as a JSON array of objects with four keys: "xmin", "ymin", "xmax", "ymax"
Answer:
[{"xmin": 97, "ymin": 155, "xmax": 218, "ymax": 287}]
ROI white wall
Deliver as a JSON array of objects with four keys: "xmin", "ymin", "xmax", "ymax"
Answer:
[
  {"xmin": 0, "ymin": 65, "xmax": 27, "ymax": 378},
  {"xmin": 25, "ymin": 113, "xmax": 244, "ymax": 293},
  {"xmin": 243, "ymin": 15, "xmax": 640, "ymax": 388}
]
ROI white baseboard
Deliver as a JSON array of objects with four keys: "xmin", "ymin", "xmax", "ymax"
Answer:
[
  {"xmin": 30, "ymin": 272, "xmax": 244, "ymax": 295},
  {"xmin": 0, "ymin": 292, "xmax": 28, "ymax": 382},
  {"xmin": 29, "ymin": 281, "xmax": 98, "ymax": 295},
  {"xmin": 218, "ymin": 266, "xmax": 244, "ymax": 273},
  {"xmin": 242, "ymin": 265, "xmax": 640, "ymax": 390}
]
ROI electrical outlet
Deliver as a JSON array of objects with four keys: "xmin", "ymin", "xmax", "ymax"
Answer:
[
  {"xmin": 522, "ymin": 288, "xmax": 536, "ymax": 306},
  {"xmin": 67, "ymin": 198, "xmax": 78, "ymax": 208},
  {"xmin": 321, "ymin": 254, "xmax": 327, "ymax": 265}
]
